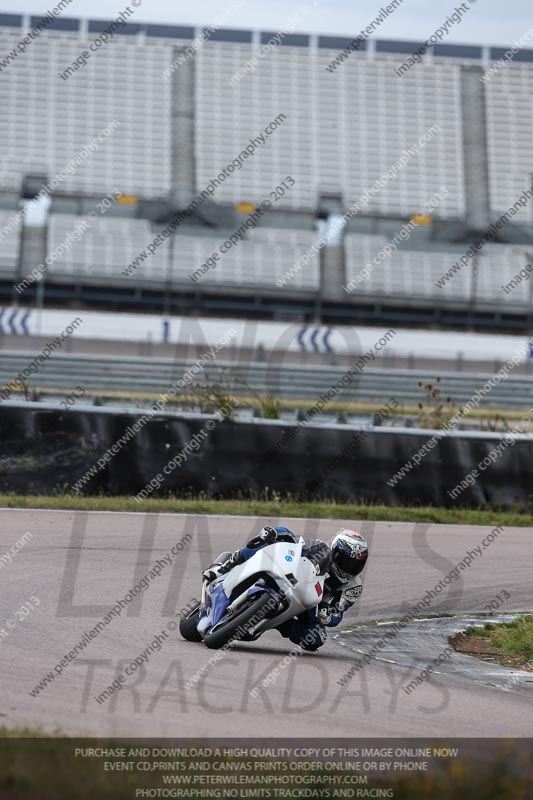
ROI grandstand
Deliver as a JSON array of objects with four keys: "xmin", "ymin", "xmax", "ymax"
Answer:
[
  {"xmin": 0, "ymin": 25, "xmax": 172, "ymax": 198},
  {"xmin": 172, "ymin": 230, "xmax": 320, "ymax": 291},
  {"xmin": 43, "ymin": 214, "xmax": 321, "ymax": 291},
  {"xmin": 344, "ymin": 236, "xmax": 533, "ymax": 305},
  {"xmin": 485, "ymin": 64, "xmax": 533, "ymax": 225},
  {"xmin": 47, "ymin": 215, "xmax": 169, "ymax": 283},
  {"xmin": 0, "ymin": 210, "xmax": 22, "ymax": 279},
  {"xmin": 1, "ymin": 13, "xmax": 533, "ymax": 329}
]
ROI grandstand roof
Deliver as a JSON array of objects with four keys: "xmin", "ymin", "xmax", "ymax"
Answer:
[{"xmin": 1, "ymin": 13, "xmax": 532, "ymax": 62}]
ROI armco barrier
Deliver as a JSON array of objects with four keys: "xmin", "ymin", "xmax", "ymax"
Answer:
[
  {"xmin": 1, "ymin": 402, "xmax": 532, "ymax": 508},
  {"xmin": 2, "ymin": 353, "xmax": 533, "ymax": 408}
]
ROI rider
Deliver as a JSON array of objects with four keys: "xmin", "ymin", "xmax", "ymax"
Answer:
[{"xmin": 202, "ymin": 525, "xmax": 369, "ymax": 652}]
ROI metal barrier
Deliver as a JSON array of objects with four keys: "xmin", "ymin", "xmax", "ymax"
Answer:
[{"xmin": 1, "ymin": 352, "xmax": 533, "ymax": 409}]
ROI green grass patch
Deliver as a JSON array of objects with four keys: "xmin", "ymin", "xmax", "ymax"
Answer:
[
  {"xmin": 32, "ymin": 385, "xmax": 533, "ymax": 423},
  {"xmin": 1, "ymin": 493, "xmax": 533, "ymax": 526},
  {"xmin": 481, "ymin": 615, "xmax": 533, "ymax": 662}
]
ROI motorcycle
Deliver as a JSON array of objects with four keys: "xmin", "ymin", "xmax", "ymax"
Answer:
[{"xmin": 179, "ymin": 534, "xmax": 329, "ymax": 649}]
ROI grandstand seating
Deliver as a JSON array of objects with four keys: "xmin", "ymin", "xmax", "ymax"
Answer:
[
  {"xmin": 197, "ymin": 45, "xmax": 465, "ymax": 217},
  {"xmin": 0, "ymin": 16, "xmax": 532, "ymax": 320},
  {"xmin": 173, "ymin": 229, "xmax": 319, "ymax": 290},
  {"xmin": 47, "ymin": 215, "xmax": 169, "ymax": 281},
  {"xmin": 0, "ymin": 18, "xmax": 531, "ymax": 226},
  {"xmin": 485, "ymin": 65, "xmax": 533, "ymax": 225},
  {"xmin": 344, "ymin": 234, "xmax": 533, "ymax": 305},
  {"xmin": 0, "ymin": 29, "xmax": 173, "ymax": 199},
  {"xmin": 344, "ymin": 234, "xmax": 470, "ymax": 301},
  {"xmin": 40, "ymin": 215, "xmax": 533, "ymax": 304},
  {"xmin": 44, "ymin": 215, "xmax": 320, "ymax": 290},
  {"xmin": 247, "ymin": 226, "xmax": 317, "ymax": 245},
  {"xmin": 0, "ymin": 210, "xmax": 22, "ymax": 277},
  {"xmin": 0, "ymin": 21, "xmax": 498, "ymax": 221},
  {"xmin": 476, "ymin": 245, "xmax": 532, "ymax": 303}
]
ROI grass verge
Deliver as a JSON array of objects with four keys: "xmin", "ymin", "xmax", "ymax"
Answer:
[
  {"xmin": 1, "ymin": 493, "xmax": 533, "ymax": 526},
  {"xmin": 453, "ymin": 615, "xmax": 533, "ymax": 670},
  {"xmin": 17, "ymin": 386, "xmax": 533, "ymax": 424}
]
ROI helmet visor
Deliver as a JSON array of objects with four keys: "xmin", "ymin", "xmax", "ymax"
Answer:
[{"xmin": 334, "ymin": 547, "xmax": 367, "ymax": 577}]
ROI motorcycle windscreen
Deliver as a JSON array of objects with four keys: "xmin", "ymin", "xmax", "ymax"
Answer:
[{"xmin": 222, "ymin": 540, "xmax": 304, "ymax": 597}]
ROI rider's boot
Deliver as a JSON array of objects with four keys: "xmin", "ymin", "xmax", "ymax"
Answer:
[
  {"xmin": 202, "ymin": 550, "xmax": 244, "ymax": 583},
  {"xmin": 202, "ymin": 527, "xmax": 278, "ymax": 583}
]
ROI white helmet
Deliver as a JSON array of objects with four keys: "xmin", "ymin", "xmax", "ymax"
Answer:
[{"xmin": 330, "ymin": 529, "xmax": 369, "ymax": 584}]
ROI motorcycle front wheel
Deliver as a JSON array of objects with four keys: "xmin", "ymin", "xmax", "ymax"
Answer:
[
  {"xmin": 179, "ymin": 602, "xmax": 203, "ymax": 642},
  {"xmin": 203, "ymin": 592, "xmax": 276, "ymax": 650}
]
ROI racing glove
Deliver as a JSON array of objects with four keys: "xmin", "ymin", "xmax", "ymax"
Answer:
[
  {"xmin": 317, "ymin": 604, "xmax": 332, "ymax": 626},
  {"xmin": 247, "ymin": 526, "xmax": 278, "ymax": 549}
]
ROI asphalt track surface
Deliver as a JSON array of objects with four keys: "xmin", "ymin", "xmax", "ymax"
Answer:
[{"xmin": 1, "ymin": 508, "xmax": 532, "ymax": 738}]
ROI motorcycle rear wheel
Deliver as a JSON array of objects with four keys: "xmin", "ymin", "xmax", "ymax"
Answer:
[{"xmin": 203, "ymin": 592, "xmax": 276, "ymax": 650}]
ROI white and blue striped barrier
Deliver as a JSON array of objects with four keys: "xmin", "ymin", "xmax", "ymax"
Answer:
[
  {"xmin": 0, "ymin": 307, "xmax": 31, "ymax": 335},
  {"xmin": 297, "ymin": 326, "xmax": 334, "ymax": 354},
  {"xmin": 0, "ymin": 306, "xmax": 530, "ymax": 364}
]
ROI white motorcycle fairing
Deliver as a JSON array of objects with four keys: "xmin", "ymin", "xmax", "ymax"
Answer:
[{"xmin": 214, "ymin": 536, "xmax": 326, "ymax": 636}]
